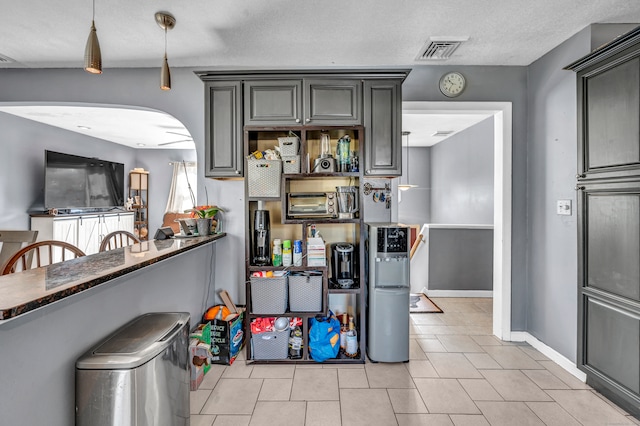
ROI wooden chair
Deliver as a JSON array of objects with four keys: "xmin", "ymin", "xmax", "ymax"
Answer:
[
  {"xmin": 99, "ymin": 231, "xmax": 141, "ymax": 252},
  {"xmin": 0, "ymin": 230, "xmax": 39, "ymax": 273},
  {"xmin": 2, "ymin": 240, "xmax": 86, "ymax": 275}
]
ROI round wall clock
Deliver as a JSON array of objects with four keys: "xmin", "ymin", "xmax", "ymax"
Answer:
[{"xmin": 439, "ymin": 72, "xmax": 466, "ymax": 97}]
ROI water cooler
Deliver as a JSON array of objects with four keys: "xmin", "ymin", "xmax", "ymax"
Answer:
[{"xmin": 366, "ymin": 223, "xmax": 410, "ymax": 362}]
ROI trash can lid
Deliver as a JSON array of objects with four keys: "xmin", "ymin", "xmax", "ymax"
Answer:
[{"xmin": 76, "ymin": 312, "xmax": 190, "ymax": 370}]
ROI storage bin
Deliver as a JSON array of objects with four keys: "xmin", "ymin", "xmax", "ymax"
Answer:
[
  {"xmin": 250, "ymin": 275, "xmax": 288, "ymax": 314},
  {"xmin": 252, "ymin": 329, "xmax": 290, "ymax": 360},
  {"xmin": 282, "ymin": 155, "xmax": 301, "ymax": 174},
  {"xmin": 278, "ymin": 136, "xmax": 300, "ymax": 156},
  {"xmin": 247, "ymin": 159, "xmax": 282, "ymax": 198},
  {"xmin": 289, "ymin": 272, "xmax": 323, "ymax": 312}
]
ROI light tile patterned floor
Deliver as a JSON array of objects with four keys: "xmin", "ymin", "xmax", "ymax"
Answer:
[{"xmin": 191, "ymin": 298, "xmax": 639, "ymax": 426}]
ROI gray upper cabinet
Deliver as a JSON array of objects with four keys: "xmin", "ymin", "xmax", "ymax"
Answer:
[
  {"xmin": 244, "ymin": 78, "xmax": 362, "ymax": 126},
  {"xmin": 204, "ymin": 81, "xmax": 243, "ymax": 177},
  {"xmin": 363, "ymin": 79, "xmax": 402, "ymax": 176},
  {"xmin": 244, "ymin": 80, "xmax": 303, "ymax": 126},
  {"xmin": 303, "ymin": 79, "xmax": 361, "ymax": 125}
]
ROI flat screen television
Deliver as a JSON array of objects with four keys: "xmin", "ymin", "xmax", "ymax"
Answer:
[{"xmin": 44, "ymin": 150, "xmax": 125, "ymax": 210}]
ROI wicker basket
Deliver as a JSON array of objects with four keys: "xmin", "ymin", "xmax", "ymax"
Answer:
[
  {"xmin": 289, "ymin": 273, "xmax": 323, "ymax": 312},
  {"xmin": 247, "ymin": 158, "xmax": 281, "ymax": 198},
  {"xmin": 278, "ymin": 136, "xmax": 300, "ymax": 156},
  {"xmin": 252, "ymin": 329, "xmax": 290, "ymax": 360},
  {"xmin": 250, "ymin": 275, "xmax": 288, "ymax": 314},
  {"xmin": 282, "ymin": 156, "xmax": 301, "ymax": 174}
]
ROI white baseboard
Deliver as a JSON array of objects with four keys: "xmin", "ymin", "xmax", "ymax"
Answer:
[
  {"xmin": 510, "ymin": 331, "xmax": 586, "ymax": 382},
  {"xmin": 424, "ymin": 290, "xmax": 493, "ymax": 298}
]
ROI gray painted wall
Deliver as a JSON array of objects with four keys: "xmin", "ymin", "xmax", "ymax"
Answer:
[
  {"xmin": 397, "ymin": 146, "xmax": 431, "ymax": 225},
  {"xmin": 525, "ymin": 28, "xmax": 589, "ymax": 360},
  {"xmin": 428, "ymin": 228, "xmax": 493, "ymax": 291},
  {"xmin": 403, "ymin": 65, "xmax": 529, "ymax": 330},
  {"xmin": 429, "ymin": 117, "xmax": 494, "ymax": 224}
]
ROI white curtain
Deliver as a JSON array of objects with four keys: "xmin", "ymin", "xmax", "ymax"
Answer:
[{"xmin": 164, "ymin": 161, "xmax": 197, "ymax": 213}]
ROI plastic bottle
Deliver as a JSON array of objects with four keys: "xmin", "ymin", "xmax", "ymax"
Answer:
[
  {"xmin": 293, "ymin": 240, "xmax": 303, "ymax": 266},
  {"xmin": 282, "ymin": 240, "xmax": 292, "ymax": 267},
  {"xmin": 272, "ymin": 239, "xmax": 282, "ymax": 267},
  {"xmin": 345, "ymin": 316, "xmax": 358, "ymax": 357},
  {"xmin": 340, "ymin": 314, "xmax": 349, "ymax": 351},
  {"xmin": 289, "ymin": 325, "xmax": 303, "ymax": 359}
]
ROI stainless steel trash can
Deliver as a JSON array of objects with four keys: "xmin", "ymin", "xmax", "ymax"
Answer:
[{"xmin": 76, "ymin": 312, "xmax": 190, "ymax": 426}]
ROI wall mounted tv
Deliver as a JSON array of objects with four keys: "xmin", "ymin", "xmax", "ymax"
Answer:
[{"xmin": 44, "ymin": 150, "xmax": 125, "ymax": 211}]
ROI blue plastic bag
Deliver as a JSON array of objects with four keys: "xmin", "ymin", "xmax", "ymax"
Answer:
[{"xmin": 308, "ymin": 311, "xmax": 340, "ymax": 362}]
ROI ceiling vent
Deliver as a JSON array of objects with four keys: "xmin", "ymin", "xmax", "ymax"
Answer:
[
  {"xmin": 432, "ymin": 130, "xmax": 455, "ymax": 137},
  {"xmin": 416, "ymin": 36, "xmax": 468, "ymax": 60},
  {"xmin": 0, "ymin": 53, "xmax": 16, "ymax": 63}
]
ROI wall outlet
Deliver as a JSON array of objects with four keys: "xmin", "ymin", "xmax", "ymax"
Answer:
[{"xmin": 557, "ymin": 199, "xmax": 572, "ymax": 216}]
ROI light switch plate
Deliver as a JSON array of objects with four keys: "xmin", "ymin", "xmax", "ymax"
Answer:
[{"xmin": 557, "ymin": 199, "xmax": 572, "ymax": 216}]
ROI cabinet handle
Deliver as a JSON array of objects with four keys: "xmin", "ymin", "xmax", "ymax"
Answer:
[
  {"xmin": 575, "ymin": 173, "xmax": 585, "ymax": 179},
  {"xmin": 235, "ymin": 170, "xmax": 241, "ymax": 174},
  {"xmin": 295, "ymin": 118, "xmax": 300, "ymax": 123},
  {"xmin": 305, "ymin": 118, "xmax": 311, "ymax": 123},
  {"xmin": 575, "ymin": 185, "xmax": 585, "ymax": 191}
]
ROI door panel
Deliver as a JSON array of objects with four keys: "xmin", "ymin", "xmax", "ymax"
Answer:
[
  {"xmin": 244, "ymin": 80, "xmax": 302, "ymax": 125},
  {"xmin": 585, "ymin": 296, "xmax": 640, "ymax": 393},
  {"xmin": 304, "ymin": 79, "xmax": 361, "ymax": 125},
  {"xmin": 586, "ymin": 192, "xmax": 640, "ymax": 301},
  {"xmin": 586, "ymin": 57, "xmax": 640, "ymax": 172}
]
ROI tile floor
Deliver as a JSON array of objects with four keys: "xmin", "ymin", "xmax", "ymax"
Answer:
[{"xmin": 190, "ymin": 298, "xmax": 639, "ymax": 426}]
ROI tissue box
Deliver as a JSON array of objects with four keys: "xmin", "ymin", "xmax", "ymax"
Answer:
[
  {"xmin": 306, "ymin": 237, "xmax": 326, "ymax": 266},
  {"xmin": 209, "ymin": 309, "xmax": 245, "ymax": 365}
]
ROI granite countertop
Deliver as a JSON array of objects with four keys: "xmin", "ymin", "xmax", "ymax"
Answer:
[{"xmin": 0, "ymin": 233, "xmax": 226, "ymax": 321}]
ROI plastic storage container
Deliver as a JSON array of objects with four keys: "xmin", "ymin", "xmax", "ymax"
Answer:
[
  {"xmin": 75, "ymin": 312, "xmax": 190, "ymax": 426},
  {"xmin": 289, "ymin": 272, "xmax": 323, "ymax": 312},
  {"xmin": 250, "ymin": 275, "xmax": 288, "ymax": 314},
  {"xmin": 247, "ymin": 159, "xmax": 282, "ymax": 198},
  {"xmin": 252, "ymin": 329, "xmax": 290, "ymax": 360}
]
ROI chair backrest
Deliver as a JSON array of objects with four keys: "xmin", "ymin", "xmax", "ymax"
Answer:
[
  {"xmin": 99, "ymin": 231, "xmax": 141, "ymax": 252},
  {"xmin": 0, "ymin": 230, "xmax": 39, "ymax": 272},
  {"xmin": 2, "ymin": 240, "xmax": 86, "ymax": 275}
]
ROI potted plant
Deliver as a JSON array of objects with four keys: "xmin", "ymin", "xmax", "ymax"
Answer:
[{"xmin": 185, "ymin": 205, "xmax": 224, "ymax": 235}]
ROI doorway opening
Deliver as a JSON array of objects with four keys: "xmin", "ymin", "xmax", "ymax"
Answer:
[{"xmin": 401, "ymin": 101, "xmax": 512, "ymax": 341}]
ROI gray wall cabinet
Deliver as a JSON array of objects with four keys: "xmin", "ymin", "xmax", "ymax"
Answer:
[
  {"xmin": 567, "ymin": 26, "xmax": 640, "ymax": 417},
  {"xmin": 204, "ymin": 81, "xmax": 243, "ymax": 177},
  {"xmin": 199, "ymin": 70, "xmax": 408, "ymax": 178},
  {"xmin": 244, "ymin": 78, "xmax": 361, "ymax": 126},
  {"xmin": 363, "ymin": 79, "xmax": 402, "ymax": 176}
]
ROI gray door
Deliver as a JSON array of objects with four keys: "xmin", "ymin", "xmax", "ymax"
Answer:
[
  {"xmin": 577, "ymin": 183, "xmax": 640, "ymax": 405},
  {"xmin": 205, "ymin": 81, "xmax": 243, "ymax": 177}
]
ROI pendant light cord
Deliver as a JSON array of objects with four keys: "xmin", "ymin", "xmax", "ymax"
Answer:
[{"xmin": 92, "ymin": 0, "xmax": 95, "ymax": 22}]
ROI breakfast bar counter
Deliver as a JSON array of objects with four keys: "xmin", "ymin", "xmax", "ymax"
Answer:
[
  {"xmin": 0, "ymin": 233, "xmax": 226, "ymax": 320},
  {"xmin": 0, "ymin": 233, "xmax": 226, "ymax": 426}
]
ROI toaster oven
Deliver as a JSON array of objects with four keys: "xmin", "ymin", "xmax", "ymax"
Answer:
[{"xmin": 287, "ymin": 192, "xmax": 337, "ymax": 219}]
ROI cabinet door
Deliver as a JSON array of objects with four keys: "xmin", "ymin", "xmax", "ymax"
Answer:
[
  {"xmin": 581, "ymin": 56, "xmax": 640, "ymax": 178},
  {"xmin": 363, "ymin": 80, "xmax": 402, "ymax": 176},
  {"xmin": 205, "ymin": 81, "xmax": 243, "ymax": 177},
  {"xmin": 303, "ymin": 79, "xmax": 361, "ymax": 125},
  {"xmin": 244, "ymin": 80, "xmax": 302, "ymax": 126},
  {"xmin": 578, "ymin": 183, "xmax": 640, "ymax": 410},
  {"xmin": 77, "ymin": 216, "xmax": 101, "ymax": 255},
  {"xmin": 52, "ymin": 217, "xmax": 78, "ymax": 246},
  {"xmin": 118, "ymin": 212, "xmax": 135, "ymax": 234}
]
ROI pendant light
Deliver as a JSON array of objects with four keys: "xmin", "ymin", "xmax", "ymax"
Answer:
[
  {"xmin": 84, "ymin": 0, "xmax": 102, "ymax": 74},
  {"xmin": 155, "ymin": 12, "xmax": 176, "ymax": 91},
  {"xmin": 398, "ymin": 131, "xmax": 417, "ymax": 191}
]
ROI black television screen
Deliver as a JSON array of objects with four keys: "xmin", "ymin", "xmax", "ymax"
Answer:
[{"xmin": 44, "ymin": 150, "xmax": 125, "ymax": 210}]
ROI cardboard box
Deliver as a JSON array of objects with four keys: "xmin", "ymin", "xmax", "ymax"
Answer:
[
  {"xmin": 210, "ymin": 308, "xmax": 245, "ymax": 365},
  {"xmin": 189, "ymin": 338, "xmax": 210, "ymax": 391},
  {"xmin": 190, "ymin": 322, "xmax": 212, "ymax": 375},
  {"xmin": 307, "ymin": 237, "xmax": 326, "ymax": 266}
]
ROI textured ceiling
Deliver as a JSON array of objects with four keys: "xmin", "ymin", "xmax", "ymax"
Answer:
[
  {"xmin": 2, "ymin": 0, "xmax": 640, "ymax": 69},
  {"xmin": 2, "ymin": 1, "xmax": 639, "ymax": 149}
]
